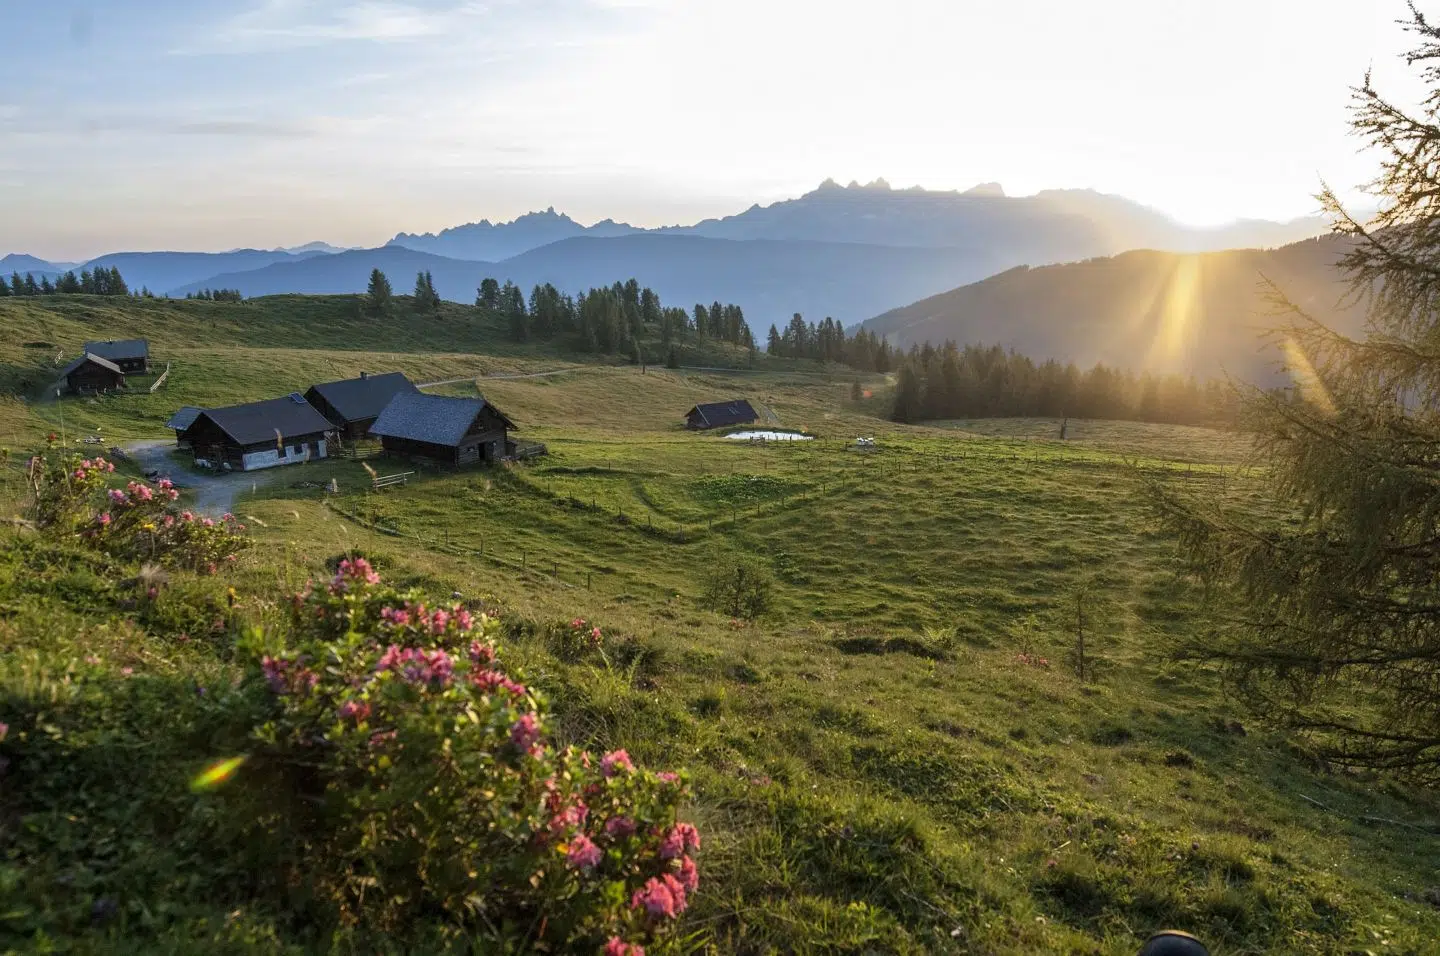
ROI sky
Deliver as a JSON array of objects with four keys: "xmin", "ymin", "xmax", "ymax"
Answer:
[{"xmin": 0, "ymin": 0, "xmax": 1425, "ymax": 260}]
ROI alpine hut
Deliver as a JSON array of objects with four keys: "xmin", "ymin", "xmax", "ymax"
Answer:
[
  {"xmin": 61, "ymin": 353, "xmax": 126, "ymax": 394},
  {"xmin": 82, "ymin": 339, "xmax": 150, "ymax": 374},
  {"xmin": 684, "ymin": 399, "xmax": 758, "ymax": 430},
  {"xmin": 165, "ymin": 406, "xmax": 205, "ymax": 448},
  {"xmin": 184, "ymin": 393, "xmax": 335, "ymax": 471},
  {"xmin": 304, "ymin": 371, "xmax": 420, "ymax": 441},
  {"xmin": 369, "ymin": 392, "xmax": 516, "ymax": 466}
]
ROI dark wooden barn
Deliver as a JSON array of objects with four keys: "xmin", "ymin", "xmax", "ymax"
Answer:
[
  {"xmin": 685, "ymin": 399, "xmax": 758, "ymax": 430},
  {"xmin": 304, "ymin": 371, "xmax": 420, "ymax": 441},
  {"xmin": 83, "ymin": 339, "xmax": 150, "ymax": 374},
  {"xmin": 369, "ymin": 393, "xmax": 516, "ymax": 466},
  {"xmin": 185, "ymin": 393, "xmax": 335, "ymax": 472},
  {"xmin": 61, "ymin": 353, "xmax": 126, "ymax": 394}
]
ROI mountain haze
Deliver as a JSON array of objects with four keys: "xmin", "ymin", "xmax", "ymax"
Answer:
[{"xmin": 862, "ymin": 235, "xmax": 1365, "ymax": 382}]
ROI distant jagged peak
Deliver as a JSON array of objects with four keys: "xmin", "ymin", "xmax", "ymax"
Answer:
[{"xmin": 962, "ymin": 182, "xmax": 1006, "ymax": 198}]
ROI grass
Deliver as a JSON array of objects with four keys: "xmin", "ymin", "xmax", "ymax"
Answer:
[{"xmin": 2, "ymin": 294, "xmax": 1439, "ymax": 953}]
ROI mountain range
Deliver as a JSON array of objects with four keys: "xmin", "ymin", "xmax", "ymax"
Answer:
[{"xmin": 3, "ymin": 180, "xmax": 1354, "ymax": 379}]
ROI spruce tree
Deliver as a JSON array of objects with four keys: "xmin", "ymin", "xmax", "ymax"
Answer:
[
  {"xmin": 366, "ymin": 268, "xmax": 393, "ymax": 316},
  {"xmin": 1154, "ymin": 9, "xmax": 1440, "ymax": 782}
]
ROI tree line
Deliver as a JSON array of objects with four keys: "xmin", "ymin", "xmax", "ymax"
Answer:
[
  {"xmin": 2, "ymin": 267, "xmax": 134, "ymax": 298},
  {"xmin": 764, "ymin": 313, "xmax": 896, "ymax": 372},
  {"xmin": 889, "ymin": 341, "xmax": 1237, "ymax": 426}
]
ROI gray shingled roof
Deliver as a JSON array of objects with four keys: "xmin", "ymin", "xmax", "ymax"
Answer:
[
  {"xmin": 687, "ymin": 399, "xmax": 758, "ymax": 428},
  {"xmin": 61, "ymin": 352, "xmax": 124, "ymax": 377},
  {"xmin": 369, "ymin": 392, "xmax": 514, "ymax": 446},
  {"xmin": 306, "ymin": 372, "xmax": 418, "ymax": 423},
  {"xmin": 194, "ymin": 394, "xmax": 334, "ymax": 446},
  {"xmin": 83, "ymin": 339, "xmax": 149, "ymax": 362},
  {"xmin": 165, "ymin": 406, "xmax": 204, "ymax": 431}
]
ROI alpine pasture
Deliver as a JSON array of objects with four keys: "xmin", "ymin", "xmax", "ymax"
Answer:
[{"xmin": 1, "ymin": 293, "xmax": 1438, "ymax": 954}]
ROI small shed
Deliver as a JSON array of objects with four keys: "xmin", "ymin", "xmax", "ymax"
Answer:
[
  {"xmin": 685, "ymin": 399, "xmax": 758, "ymax": 430},
  {"xmin": 305, "ymin": 371, "xmax": 420, "ymax": 441},
  {"xmin": 369, "ymin": 392, "xmax": 516, "ymax": 466},
  {"xmin": 185, "ymin": 393, "xmax": 335, "ymax": 472},
  {"xmin": 165, "ymin": 406, "xmax": 205, "ymax": 448},
  {"xmin": 83, "ymin": 339, "xmax": 150, "ymax": 374},
  {"xmin": 61, "ymin": 353, "xmax": 126, "ymax": 394}
]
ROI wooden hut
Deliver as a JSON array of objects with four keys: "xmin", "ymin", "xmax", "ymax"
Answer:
[
  {"xmin": 61, "ymin": 353, "xmax": 126, "ymax": 394},
  {"xmin": 185, "ymin": 393, "xmax": 334, "ymax": 471},
  {"xmin": 83, "ymin": 339, "xmax": 150, "ymax": 374},
  {"xmin": 685, "ymin": 399, "xmax": 758, "ymax": 430},
  {"xmin": 165, "ymin": 406, "xmax": 205, "ymax": 448},
  {"xmin": 369, "ymin": 393, "xmax": 515, "ymax": 466},
  {"xmin": 304, "ymin": 371, "xmax": 419, "ymax": 441}
]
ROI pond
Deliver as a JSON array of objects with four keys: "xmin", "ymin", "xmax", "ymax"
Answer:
[{"xmin": 725, "ymin": 430, "xmax": 814, "ymax": 442}]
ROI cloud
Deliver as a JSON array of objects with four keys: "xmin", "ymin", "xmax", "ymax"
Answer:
[{"xmin": 175, "ymin": 0, "xmax": 490, "ymax": 53}]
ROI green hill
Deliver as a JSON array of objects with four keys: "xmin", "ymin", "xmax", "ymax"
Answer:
[
  {"xmin": 862, "ymin": 235, "xmax": 1367, "ymax": 382},
  {"xmin": 1, "ymin": 293, "xmax": 1437, "ymax": 953}
]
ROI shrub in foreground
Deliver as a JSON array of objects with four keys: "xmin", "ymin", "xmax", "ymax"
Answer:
[
  {"xmin": 26, "ymin": 451, "xmax": 247, "ymax": 571},
  {"xmin": 241, "ymin": 559, "xmax": 698, "ymax": 952}
]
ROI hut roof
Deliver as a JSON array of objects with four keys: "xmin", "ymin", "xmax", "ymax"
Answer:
[
  {"xmin": 369, "ymin": 393, "xmax": 515, "ymax": 446},
  {"xmin": 686, "ymin": 399, "xmax": 758, "ymax": 428},
  {"xmin": 305, "ymin": 372, "xmax": 419, "ymax": 423},
  {"xmin": 82, "ymin": 339, "xmax": 149, "ymax": 362},
  {"xmin": 61, "ymin": 352, "xmax": 124, "ymax": 377},
  {"xmin": 165, "ymin": 406, "xmax": 205, "ymax": 431},
  {"xmin": 192, "ymin": 394, "xmax": 334, "ymax": 446}
]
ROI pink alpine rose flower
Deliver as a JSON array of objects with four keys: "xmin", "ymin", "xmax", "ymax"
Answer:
[{"xmin": 566, "ymin": 834, "xmax": 603, "ymax": 869}]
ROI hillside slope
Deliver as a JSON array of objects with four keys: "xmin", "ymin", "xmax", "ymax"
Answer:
[{"xmin": 862, "ymin": 235, "xmax": 1366, "ymax": 380}]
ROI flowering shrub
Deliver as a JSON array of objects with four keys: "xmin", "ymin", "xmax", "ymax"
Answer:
[
  {"xmin": 550, "ymin": 616, "xmax": 606, "ymax": 661},
  {"xmin": 245, "ymin": 559, "xmax": 698, "ymax": 951},
  {"xmin": 26, "ymin": 452, "xmax": 247, "ymax": 570}
]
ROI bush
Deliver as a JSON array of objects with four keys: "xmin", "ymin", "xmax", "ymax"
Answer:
[
  {"xmin": 239, "ymin": 559, "xmax": 698, "ymax": 951},
  {"xmin": 26, "ymin": 451, "xmax": 247, "ymax": 572},
  {"xmin": 701, "ymin": 557, "xmax": 773, "ymax": 620}
]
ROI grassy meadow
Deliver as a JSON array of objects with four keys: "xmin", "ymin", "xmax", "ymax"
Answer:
[{"xmin": 2, "ymin": 294, "xmax": 1439, "ymax": 954}]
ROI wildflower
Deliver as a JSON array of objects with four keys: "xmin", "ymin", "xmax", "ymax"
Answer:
[
  {"xmin": 510, "ymin": 712, "xmax": 541, "ymax": 753},
  {"xmin": 338, "ymin": 699, "xmax": 372, "ymax": 722},
  {"xmin": 604, "ymin": 816, "xmax": 636, "ymax": 839},
  {"xmin": 548, "ymin": 800, "xmax": 588, "ymax": 836},
  {"xmin": 675, "ymin": 854, "xmax": 699, "ymax": 893},
  {"xmin": 332, "ymin": 557, "xmax": 380, "ymax": 592},
  {"xmin": 631, "ymin": 874, "xmax": 686, "ymax": 919},
  {"xmin": 659, "ymin": 822, "xmax": 701, "ymax": 860},
  {"xmin": 603, "ymin": 938, "xmax": 645, "ymax": 956},
  {"xmin": 566, "ymin": 834, "xmax": 603, "ymax": 869},
  {"xmin": 470, "ymin": 668, "xmax": 526, "ymax": 697},
  {"xmin": 600, "ymin": 749, "xmax": 634, "ymax": 777}
]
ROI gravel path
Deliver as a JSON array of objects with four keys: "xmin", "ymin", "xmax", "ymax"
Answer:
[{"xmin": 124, "ymin": 440, "xmax": 282, "ymax": 516}]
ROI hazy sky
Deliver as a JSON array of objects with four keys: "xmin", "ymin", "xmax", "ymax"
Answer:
[{"xmin": 0, "ymin": 0, "xmax": 1423, "ymax": 260}]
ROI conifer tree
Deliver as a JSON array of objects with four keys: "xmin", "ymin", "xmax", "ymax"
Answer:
[
  {"xmin": 1154, "ymin": 9, "xmax": 1440, "ymax": 782},
  {"xmin": 366, "ymin": 268, "xmax": 393, "ymax": 316}
]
